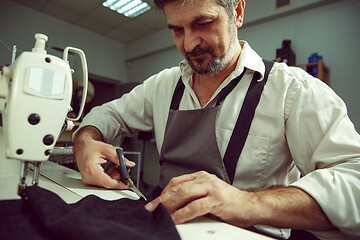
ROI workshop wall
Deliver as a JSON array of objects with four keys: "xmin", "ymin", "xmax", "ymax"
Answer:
[
  {"xmin": 126, "ymin": 0, "xmax": 360, "ymax": 132},
  {"xmin": 0, "ymin": 0, "xmax": 126, "ymax": 82},
  {"xmin": 240, "ymin": 0, "xmax": 360, "ymax": 132}
]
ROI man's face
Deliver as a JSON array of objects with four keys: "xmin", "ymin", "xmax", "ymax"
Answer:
[{"xmin": 164, "ymin": 0, "xmax": 240, "ymax": 75}]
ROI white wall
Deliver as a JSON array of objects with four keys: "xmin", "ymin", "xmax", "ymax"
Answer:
[
  {"xmin": 0, "ymin": 0, "xmax": 127, "ymax": 82},
  {"xmin": 240, "ymin": 0, "xmax": 360, "ymax": 130},
  {"xmin": 126, "ymin": 0, "xmax": 360, "ymax": 131},
  {"xmin": 2, "ymin": 0, "xmax": 359, "ymax": 130}
]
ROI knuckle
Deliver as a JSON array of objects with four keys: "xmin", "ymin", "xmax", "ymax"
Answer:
[
  {"xmin": 173, "ymin": 208, "xmax": 191, "ymax": 224},
  {"xmin": 80, "ymin": 170, "xmax": 93, "ymax": 185},
  {"xmin": 196, "ymin": 171, "xmax": 218, "ymax": 183},
  {"xmin": 168, "ymin": 176, "xmax": 180, "ymax": 186},
  {"xmin": 189, "ymin": 200, "xmax": 203, "ymax": 212},
  {"xmin": 173, "ymin": 200, "xmax": 204, "ymax": 224},
  {"xmin": 209, "ymin": 173, "xmax": 217, "ymax": 178},
  {"xmin": 208, "ymin": 173, "xmax": 218, "ymax": 182},
  {"xmin": 154, "ymin": 197, "xmax": 162, "ymax": 205},
  {"xmin": 103, "ymin": 180, "xmax": 119, "ymax": 189},
  {"xmin": 196, "ymin": 171, "xmax": 214, "ymax": 180},
  {"xmin": 81, "ymin": 165, "xmax": 92, "ymax": 175},
  {"xmin": 81, "ymin": 177, "xmax": 91, "ymax": 185},
  {"xmin": 197, "ymin": 170, "xmax": 207, "ymax": 176},
  {"xmin": 170, "ymin": 184, "xmax": 188, "ymax": 196},
  {"xmin": 103, "ymin": 182, "xmax": 112, "ymax": 189}
]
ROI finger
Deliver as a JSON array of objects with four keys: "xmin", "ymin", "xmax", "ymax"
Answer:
[
  {"xmin": 106, "ymin": 164, "xmax": 117, "ymax": 175},
  {"xmin": 145, "ymin": 196, "xmax": 162, "ymax": 212},
  {"xmin": 162, "ymin": 172, "xmax": 199, "ymax": 193},
  {"xmin": 105, "ymin": 157, "xmax": 134, "ymax": 172},
  {"xmin": 125, "ymin": 159, "xmax": 136, "ymax": 169},
  {"xmin": 104, "ymin": 166, "xmax": 132, "ymax": 189},
  {"xmin": 95, "ymin": 164, "xmax": 129, "ymax": 189},
  {"xmin": 145, "ymin": 172, "xmax": 210, "ymax": 213},
  {"xmin": 107, "ymin": 165, "xmax": 121, "ymax": 180},
  {"xmin": 101, "ymin": 146, "xmax": 121, "ymax": 166},
  {"xmin": 98, "ymin": 171, "xmax": 129, "ymax": 189},
  {"xmin": 144, "ymin": 186, "xmax": 181, "ymax": 213},
  {"xmin": 162, "ymin": 181, "xmax": 210, "ymax": 213},
  {"xmin": 105, "ymin": 147, "xmax": 135, "ymax": 170},
  {"xmin": 171, "ymin": 196, "xmax": 218, "ymax": 224}
]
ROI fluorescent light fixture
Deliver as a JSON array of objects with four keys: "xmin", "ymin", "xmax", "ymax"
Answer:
[{"xmin": 103, "ymin": 0, "xmax": 151, "ymax": 18}]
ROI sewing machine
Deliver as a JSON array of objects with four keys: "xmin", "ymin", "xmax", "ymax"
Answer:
[{"xmin": 0, "ymin": 33, "xmax": 88, "ymax": 198}]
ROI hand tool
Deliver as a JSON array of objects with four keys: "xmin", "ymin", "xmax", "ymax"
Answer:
[{"xmin": 115, "ymin": 147, "xmax": 147, "ymax": 201}]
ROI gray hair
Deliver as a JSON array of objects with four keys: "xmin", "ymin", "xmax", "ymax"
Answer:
[{"xmin": 154, "ymin": 0, "xmax": 241, "ymax": 19}]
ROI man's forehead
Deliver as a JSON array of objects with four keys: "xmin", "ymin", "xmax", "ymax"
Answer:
[
  {"xmin": 164, "ymin": 0, "xmax": 219, "ymax": 9},
  {"xmin": 164, "ymin": 0, "xmax": 220, "ymax": 19}
]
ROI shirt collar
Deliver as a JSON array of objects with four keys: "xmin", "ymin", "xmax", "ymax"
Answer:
[
  {"xmin": 238, "ymin": 41, "xmax": 265, "ymax": 80},
  {"xmin": 179, "ymin": 40, "xmax": 266, "ymax": 84}
]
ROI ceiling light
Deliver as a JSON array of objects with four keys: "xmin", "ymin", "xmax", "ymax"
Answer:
[{"xmin": 103, "ymin": 0, "xmax": 151, "ymax": 18}]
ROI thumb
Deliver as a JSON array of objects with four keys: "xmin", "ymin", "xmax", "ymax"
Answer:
[{"xmin": 126, "ymin": 159, "xmax": 136, "ymax": 168}]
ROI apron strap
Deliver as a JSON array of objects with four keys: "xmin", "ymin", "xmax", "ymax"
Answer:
[
  {"xmin": 170, "ymin": 68, "xmax": 247, "ymax": 110},
  {"xmin": 170, "ymin": 78, "xmax": 185, "ymax": 110},
  {"xmin": 216, "ymin": 68, "xmax": 247, "ymax": 106},
  {"xmin": 223, "ymin": 59, "xmax": 275, "ymax": 184}
]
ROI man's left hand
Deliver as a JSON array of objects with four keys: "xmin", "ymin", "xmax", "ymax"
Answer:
[{"xmin": 144, "ymin": 171, "xmax": 256, "ymax": 227}]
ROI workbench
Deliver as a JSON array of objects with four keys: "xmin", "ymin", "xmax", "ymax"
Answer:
[{"xmin": 0, "ymin": 131, "xmax": 274, "ymax": 239}]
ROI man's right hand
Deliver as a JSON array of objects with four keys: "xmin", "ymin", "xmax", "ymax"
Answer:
[{"xmin": 73, "ymin": 126, "xmax": 135, "ymax": 189}]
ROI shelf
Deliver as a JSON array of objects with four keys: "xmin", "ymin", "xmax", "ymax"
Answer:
[{"xmin": 295, "ymin": 60, "xmax": 330, "ymax": 85}]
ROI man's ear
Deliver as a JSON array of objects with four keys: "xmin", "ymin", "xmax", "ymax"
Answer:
[{"xmin": 235, "ymin": 0, "xmax": 245, "ymax": 28}]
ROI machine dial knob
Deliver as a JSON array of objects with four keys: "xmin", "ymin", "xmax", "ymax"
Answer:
[
  {"xmin": 43, "ymin": 134, "xmax": 54, "ymax": 146},
  {"xmin": 28, "ymin": 113, "xmax": 40, "ymax": 125}
]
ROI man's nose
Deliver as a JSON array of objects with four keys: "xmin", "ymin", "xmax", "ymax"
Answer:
[{"xmin": 184, "ymin": 30, "xmax": 201, "ymax": 53}]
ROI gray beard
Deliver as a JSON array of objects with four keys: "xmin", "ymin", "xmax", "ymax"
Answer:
[{"xmin": 186, "ymin": 22, "xmax": 237, "ymax": 76}]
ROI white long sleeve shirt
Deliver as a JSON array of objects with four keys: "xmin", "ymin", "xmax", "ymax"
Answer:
[{"xmin": 78, "ymin": 41, "xmax": 360, "ymax": 239}]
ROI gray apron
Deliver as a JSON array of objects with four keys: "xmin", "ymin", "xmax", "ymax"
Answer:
[{"xmin": 158, "ymin": 60, "xmax": 274, "ymax": 189}]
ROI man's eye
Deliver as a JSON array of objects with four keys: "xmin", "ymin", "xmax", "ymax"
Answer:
[
  {"xmin": 200, "ymin": 21, "xmax": 211, "ymax": 25},
  {"xmin": 173, "ymin": 28, "xmax": 183, "ymax": 33},
  {"xmin": 197, "ymin": 21, "xmax": 212, "ymax": 27}
]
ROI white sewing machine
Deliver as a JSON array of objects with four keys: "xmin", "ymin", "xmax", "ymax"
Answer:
[{"xmin": 0, "ymin": 33, "xmax": 88, "ymax": 198}]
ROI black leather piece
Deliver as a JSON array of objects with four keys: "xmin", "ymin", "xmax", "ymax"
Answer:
[{"xmin": 0, "ymin": 186, "xmax": 180, "ymax": 240}]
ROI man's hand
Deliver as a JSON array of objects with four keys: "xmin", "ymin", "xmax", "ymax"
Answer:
[
  {"xmin": 144, "ymin": 171, "xmax": 257, "ymax": 227},
  {"xmin": 73, "ymin": 126, "xmax": 135, "ymax": 189},
  {"xmin": 144, "ymin": 171, "xmax": 334, "ymax": 231}
]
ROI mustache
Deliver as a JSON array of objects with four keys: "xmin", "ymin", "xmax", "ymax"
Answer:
[{"xmin": 185, "ymin": 46, "xmax": 214, "ymax": 58}]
